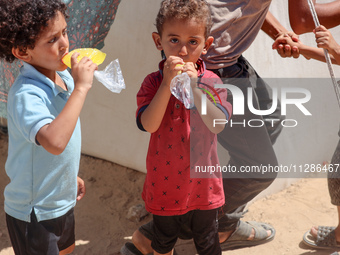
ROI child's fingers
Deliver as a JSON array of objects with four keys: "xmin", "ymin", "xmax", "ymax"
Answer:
[
  {"xmin": 292, "ymin": 46, "xmax": 300, "ymax": 59},
  {"xmin": 315, "ymin": 31, "xmax": 329, "ymax": 38},
  {"xmin": 316, "ymin": 37, "xmax": 329, "ymax": 49},
  {"xmin": 78, "ymin": 56, "xmax": 91, "ymax": 65},
  {"xmin": 165, "ymin": 56, "xmax": 184, "ymax": 72},
  {"xmin": 272, "ymin": 38, "xmax": 289, "ymax": 49},
  {"xmin": 183, "ymin": 62, "xmax": 197, "ymax": 78},
  {"xmin": 276, "ymin": 44, "xmax": 285, "ymax": 57},
  {"xmin": 284, "ymin": 44, "xmax": 292, "ymax": 58},
  {"xmin": 315, "ymin": 25, "xmax": 327, "ymax": 32},
  {"xmin": 70, "ymin": 52, "xmax": 80, "ymax": 66},
  {"xmin": 286, "ymin": 31, "xmax": 299, "ymax": 42},
  {"xmin": 183, "ymin": 62, "xmax": 195, "ymax": 73},
  {"xmin": 78, "ymin": 56, "xmax": 98, "ymax": 71},
  {"xmin": 90, "ymin": 62, "xmax": 98, "ymax": 71}
]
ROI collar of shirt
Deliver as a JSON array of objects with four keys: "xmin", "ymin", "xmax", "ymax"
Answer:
[{"xmin": 20, "ymin": 62, "xmax": 73, "ymax": 97}]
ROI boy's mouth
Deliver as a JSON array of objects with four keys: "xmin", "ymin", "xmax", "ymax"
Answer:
[{"xmin": 61, "ymin": 52, "xmax": 69, "ymax": 63}]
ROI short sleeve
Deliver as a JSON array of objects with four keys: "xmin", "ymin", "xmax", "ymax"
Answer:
[
  {"xmin": 8, "ymin": 84, "xmax": 54, "ymax": 144},
  {"xmin": 136, "ymin": 72, "xmax": 162, "ymax": 131}
]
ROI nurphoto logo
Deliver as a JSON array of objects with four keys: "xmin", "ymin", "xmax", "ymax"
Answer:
[{"xmin": 200, "ymin": 83, "xmax": 312, "ymax": 128}]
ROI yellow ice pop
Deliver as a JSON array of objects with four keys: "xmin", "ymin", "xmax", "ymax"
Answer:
[
  {"xmin": 62, "ymin": 48, "xmax": 106, "ymax": 69},
  {"xmin": 175, "ymin": 64, "xmax": 184, "ymax": 75}
]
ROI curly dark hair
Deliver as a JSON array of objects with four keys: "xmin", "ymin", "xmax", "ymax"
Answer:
[
  {"xmin": 0, "ymin": 0, "xmax": 68, "ymax": 63},
  {"xmin": 155, "ymin": 0, "xmax": 212, "ymax": 39}
]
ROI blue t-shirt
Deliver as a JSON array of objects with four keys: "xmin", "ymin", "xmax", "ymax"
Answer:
[{"xmin": 5, "ymin": 62, "xmax": 81, "ymax": 222}]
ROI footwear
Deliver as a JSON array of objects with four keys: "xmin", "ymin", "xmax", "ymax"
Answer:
[
  {"xmin": 220, "ymin": 221, "xmax": 275, "ymax": 250},
  {"xmin": 120, "ymin": 242, "xmax": 178, "ymax": 255},
  {"xmin": 120, "ymin": 242, "xmax": 145, "ymax": 255},
  {"xmin": 303, "ymin": 226, "xmax": 340, "ymax": 249}
]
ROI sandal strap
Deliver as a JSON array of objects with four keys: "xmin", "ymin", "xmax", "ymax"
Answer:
[
  {"xmin": 227, "ymin": 221, "xmax": 269, "ymax": 242},
  {"xmin": 316, "ymin": 226, "xmax": 337, "ymax": 247}
]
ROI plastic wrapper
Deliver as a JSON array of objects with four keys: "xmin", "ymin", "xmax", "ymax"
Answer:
[
  {"xmin": 94, "ymin": 59, "xmax": 125, "ymax": 93},
  {"xmin": 62, "ymin": 48, "xmax": 125, "ymax": 93},
  {"xmin": 170, "ymin": 72, "xmax": 194, "ymax": 109}
]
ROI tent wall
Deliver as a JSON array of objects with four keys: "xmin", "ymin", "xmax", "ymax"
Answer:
[{"xmin": 80, "ymin": 0, "xmax": 340, "ymax": 196}]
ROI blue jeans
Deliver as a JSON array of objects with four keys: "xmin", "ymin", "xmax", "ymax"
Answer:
[{"xmin": 210, "ymin": 55, "xmax": 283, "ymax": 232}]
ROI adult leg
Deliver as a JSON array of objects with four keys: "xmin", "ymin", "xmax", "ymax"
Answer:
[
  {"xmin": 131, "ymin": 222, "xmax": 153, "ymax": 255},
  {"xmin": 210, "ymin": 56, "xmax": 280, "ymax": 247}
]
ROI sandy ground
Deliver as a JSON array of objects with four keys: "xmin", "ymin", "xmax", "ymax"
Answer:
[{"xmin": 0, "ymin": 133, "xmax": 338, "ymax": 255}]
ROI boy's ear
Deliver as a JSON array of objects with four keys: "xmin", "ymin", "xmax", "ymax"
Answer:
[
  {"xmin": 152, "ymin": 32, "xmax": 163, "ymax": 51},
  {"xmin": 202, "ymin": 36, "xmax": 214, "ymax": 55},
  {"xmin": 12, "ymin": 47, "xmax": 31, "ymax": 62}
]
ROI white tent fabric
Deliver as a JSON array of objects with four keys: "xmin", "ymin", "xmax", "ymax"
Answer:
[{"xmin": 81, "ymin": 0, "xmax": 340, "ymax": 179}]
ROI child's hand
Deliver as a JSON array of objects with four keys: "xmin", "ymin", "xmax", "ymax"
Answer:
[
  {"xmin": 77, "ymin": 176, "xmax": 86, "ymax": 201},
  {"xmin": 182, "ymin": 62, "xmax": 198, "ymax": 89},
  {"xmin": 162, "ymin": 56, "xmax": 184, "ymax": 86},
  {"xmin": 183, "ymin": 62, "xmax": 197, "ymax": 79},
  {"xmin": 71, "ymin": 52, "xmax": 98, "ymax": 93},
  {"xmin": 314, "ymin": 25, "xmax": 338, "ymax": 53},
  {"xmin": 272, "ymin": 34, "xmax": 300, "ymax": 58}
]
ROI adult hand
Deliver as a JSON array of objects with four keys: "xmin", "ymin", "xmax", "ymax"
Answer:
[{"xmin": 273, "ymin": 31, "xmax": 300, "ymax": 58}]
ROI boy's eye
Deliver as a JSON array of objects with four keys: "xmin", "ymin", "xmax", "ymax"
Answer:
[
  {"xmin": 170, "ymin": 38, "xmax": 179, "ymax": 43},
  {"xmin": 49, "ymin": 37, "xmax": 57, "ymax": 43},
  {"xmin": 189, "ymin": 40, "xmax": 198, "ymax": 45}
]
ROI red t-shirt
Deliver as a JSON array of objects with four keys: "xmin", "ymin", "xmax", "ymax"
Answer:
[{"xmin": 136, "ymin": 59, "xmax": 232, "ymax": 216}]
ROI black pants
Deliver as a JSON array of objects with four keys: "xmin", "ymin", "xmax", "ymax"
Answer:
[
  {"xmin": 152, "ymin": 210, "xmax": 221, "ymax": 255},
  {"xmin": 6, "ymin": 208, "xmax": 75, "ymax": 255}
]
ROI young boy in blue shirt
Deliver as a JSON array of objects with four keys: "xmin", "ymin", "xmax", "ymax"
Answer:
[{"xmin": 0, "ymin": 0, "xmax": 98, "ymax": 254}]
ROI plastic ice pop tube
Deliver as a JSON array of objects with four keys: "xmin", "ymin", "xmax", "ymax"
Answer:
[
  {"xmin": 62, "ymin": 48, "xmax": 125, "ymax": 93},
  {"xmin": 170, "ymin": 64, "xmax": 194, "ymax": 109}
]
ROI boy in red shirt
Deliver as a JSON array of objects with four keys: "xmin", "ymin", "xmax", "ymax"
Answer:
[{"xmin": 135, "ymin": 0, "xmax": 231, "ymax": 254}]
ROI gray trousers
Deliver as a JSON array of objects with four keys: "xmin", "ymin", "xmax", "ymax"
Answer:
[{"xmin": 211, "ymin": 56, "xmax": 282, "ymax": 231}]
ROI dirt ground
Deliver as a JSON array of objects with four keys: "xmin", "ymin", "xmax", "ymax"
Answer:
[{"xmin": 0, "ymin": 133, "xmax": 338, "ymax": 255}]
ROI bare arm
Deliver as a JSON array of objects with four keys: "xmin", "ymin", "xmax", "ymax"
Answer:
[
  {"xmin": 272, "ymin": 33, "xmax": 339, "ymax": 65},
  {"xmin": 262, "ymin": 11, "xmax": 291, "ymax": 40},
  {"xmin": 191, "ymin": 86, "xmax": 226, "ymax": 134},
  {"xmin": 289, "ymin": 0, "xmax": 340, "ymax": 34},
  {"xmin": 300, "ymin": 45, "xmax": 339, "ymax": 65},
  {"xmin": 140, "ymin": 56, "xmax": 184, "ymax": 133},
  {"xmin": 185, "ymin": 62, "xmax": 226, "ymax": 134},
  {"xmin": 262, "ymin": 11, "xmax": 300, "ymax": 58},
  {"xmin": 36, "ymin": 53, "xmax": 97, "ymax": 155}
]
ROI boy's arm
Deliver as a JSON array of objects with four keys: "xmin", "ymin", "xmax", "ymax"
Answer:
[
  {"xmin": 191, "ymin": 86, "xmax": 226, "ymax": 134},
  {"xmin": 289, "ymin": 0, "xmax": 340, "ymax": 34},
  {"xmin": 36, "ymin": 54, "xmax": 97, "ymax": 155},
  {"xmin": 140, "ymin": 56, "xmax": 184, "ymax": 133},
  {"xmin": 261, "ymin": 11, "xmax": 300, "ymax": 58},
  {"xmin": 185, "ymin": 62, "xmax": 226, "ymax": 134}
]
